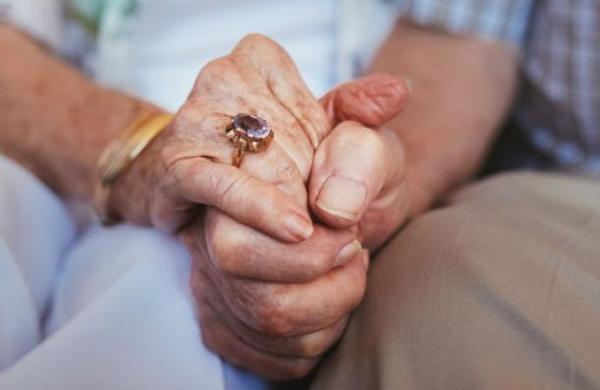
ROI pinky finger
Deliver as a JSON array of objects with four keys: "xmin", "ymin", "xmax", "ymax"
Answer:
[{"xmin": 197, "ymin": 299, "xmax": 319, "ymax": 381}]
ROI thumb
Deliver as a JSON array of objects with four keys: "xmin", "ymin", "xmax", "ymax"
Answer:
[
  {"xmin": 320, "ymin": 74, "xmax": 411, "ymax": 128},
  {"xmin": 309, "ymin": 121, "xmax": 404, "ymax": 228}
]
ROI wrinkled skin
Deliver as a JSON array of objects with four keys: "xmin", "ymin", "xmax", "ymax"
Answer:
[
  {"xmin": 317, "ymin": 78, "xmax": 415, "ymax": 250},
  {"xmin": 111, "ymin": 34, "xmax": 409, "ymax": 380},
  {"xmin": 111, "ymin": 35, "xmax": 326, "ymax": 239}
]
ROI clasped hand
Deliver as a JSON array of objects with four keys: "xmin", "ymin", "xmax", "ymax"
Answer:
[{"xmin": 111, "ymin": 34, "xmax": 413, "ymax": 379}]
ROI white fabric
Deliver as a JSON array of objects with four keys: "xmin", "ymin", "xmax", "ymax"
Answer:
[
  {"xmin": 91, "ymin": 0, "xmax": 340, "ymax": 110},
  {"xmin": 81, "ymin": 0, "xmax": 395, "ymax": 109},
  {"xmin": 0, "ymin": 155, "xmax": 265, "ymax": 389},
  {"xmin": 0, "ymin": 0, "xmax": 64, "ymax": 51},
  {"xmin": 0, "ymin": 157, "xmax": 75, "ymax": 370}
]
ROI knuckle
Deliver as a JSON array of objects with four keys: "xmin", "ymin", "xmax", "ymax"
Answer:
[
  {"xmin": 257, "ymin": 317, "xmax": 291, "ymax": 337},
  {"xmin": 327, "ymin": 258, "xmax": 368, "ymax": 316},
  {"xmin": 203, "ymin": 57, "xmax": 228, "ymax": 71},
  {"xmin": 215, "ymin": 173, "xmax": 250, "ymax": 207},
  {"xmin": 209, "ymin": 227, "xmax": 249, "ymax": 275},
  {"xmin": 294, "ymin": 230, "xmax": 355, "ymax": 281},
  {"xmin": 296, "ymin": 336, "xmax": 331, "ymax": 359},
  {"xmin": 277, "ymin": 360, "xmax": 318, "ymax": 380},
  {"xmin": 237, "ymin": 33, "xmax": 279, "ymax": 54},
  {"xmin": 304, "ymin": 320, "xmax": 347, "ymax": 357},
  {"xmin": 191, "ymin": 58, "xmax": 239, "ymax": 99},
  {"xmin": 346, "ymin": 261, "xmax": 368, "ymax": 309},
  {"xmin": 199, "ymin": 314, "xmax": 245, "ymax": 367},
  {"xmin": 272, "ymin": 157, "xmax": 298, "ymax": 187},
  {"xmin": 200, "ymin": 325, "xmax": 219, "ymax": 353},
  {"xmin": 251, "ymin": 294, "xmax": 295, "ymax": 337},
  {"xmin": 197, "ymin": 57, "xmax": 231, "ymax": 81},
  {"xmin": 299, "ymin": 252, "xmax": 330, "ymax": 280}
]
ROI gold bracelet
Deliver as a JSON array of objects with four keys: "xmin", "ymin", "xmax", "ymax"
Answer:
[{"xmin": 94, "ymin": 111, "xmax": 174, "ymax": 224}]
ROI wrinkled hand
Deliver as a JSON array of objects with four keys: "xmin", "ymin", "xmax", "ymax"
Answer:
[
  {"xmin": 109, "ymin": 34, "xmax": 331, "ymax": 240},
  {"xmin": 183, "ymin": 219, "xmax": 367, "ymax": 380},
  {"xmin": 175, "ymin": 38, "xmax": 407, "ymax": 379},
  {"xmin": 311, "ymin": 77, "xmax": 416, "ymax": 250},
  {"xmin": 113, "ymin": 32, "xmax": 407, "ymax": 379}
]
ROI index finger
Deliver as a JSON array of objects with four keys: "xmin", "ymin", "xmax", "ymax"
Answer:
[{"xmin": 183, "ymin": 208, "xmax": 361, "ymax": 283}]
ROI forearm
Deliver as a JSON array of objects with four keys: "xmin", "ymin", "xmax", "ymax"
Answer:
[
  {"xmin": 0, "ymin": 24, "xmax": 159, "ymax": 202},
  {"xmin": 369, "ymin": 21, "xmax": 519, "ymax": 213}
]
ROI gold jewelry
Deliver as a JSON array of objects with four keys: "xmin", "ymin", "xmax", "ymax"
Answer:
[
  {"xmin": 225, "ymin": 113, "xmax": 274, "ymax": 167},
  {"xmin": 94, "ymin": 112, "xmax": 173, "ymax": 224}
]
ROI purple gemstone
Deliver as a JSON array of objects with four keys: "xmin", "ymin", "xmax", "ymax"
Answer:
[{"xmin": 233, "ymin": 114, "xmax": 271, "ymax": 140}]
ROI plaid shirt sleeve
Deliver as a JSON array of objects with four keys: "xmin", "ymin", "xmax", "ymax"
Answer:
[{"xmin": 389, "ymin": 0, "xmax": 535, "ymax": 50}]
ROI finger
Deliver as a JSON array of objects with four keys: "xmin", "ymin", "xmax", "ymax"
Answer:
[
  {"xmin": 167, "ymin": 157, "xmax": 313, "ymax": 242},
  {"xmin": 320, "ymin": 73, "xmax": 410, "ymax": 128},
  {"xmin": 193, "ymin": 208, "xmax": 361, "ymax": 283},
  {"xmin": 232, "ymin": 34, "xmax": 330, "ymax": 149},
  {"xmin": 238, "ymin": 137, "xmax": 308, "ymax": 206},
  {"xmin": 309, "ymin": 122, "xmax": 405, "ymax": 228},
  {"xmin": 220, "ymin": 300, "xmax": 348, "ymax": 359},
  {"xmin": 173, "ymin": 103, "xmax": 310, "ymax": 205},
  {"xmin": 191, "ymin": 264, "xmax": 348, "ymax": 359},
  {"xmin": 197, "ymin": 296, "xmax": 319, "ymax": 381},
  {"xmin": 217, "ymin": 252, "xmax": 368, "ymax": 337}
]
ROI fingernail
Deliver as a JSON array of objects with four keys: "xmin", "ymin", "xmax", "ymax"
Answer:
[
  {"xmin": 334, "ymin": 240, "xmax": 362, "ymax": 267},
  {"xmin": 285, "ymin": 213, "xmax": 314, "ymax": 240},
  {"xmin": 362, "ymin": 249, "xmax": 370, "ymax": 271},
  {"xmin": 316, "ymin": 176, "xmax": 367, "ymax": 222}
]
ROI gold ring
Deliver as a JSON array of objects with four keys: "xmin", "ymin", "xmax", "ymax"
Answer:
[{"xmin": 225, "ymin": 113, "xmax": 274, "ymax": 167}]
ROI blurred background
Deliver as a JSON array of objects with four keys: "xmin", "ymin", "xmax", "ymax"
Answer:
[{"xmin": 34, "ymin": 0, "xmax": 399, "ymax": 110}]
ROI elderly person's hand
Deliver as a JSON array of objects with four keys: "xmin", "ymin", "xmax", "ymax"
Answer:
[
  {"xmin": 109, "ymin": 35, "xmax": 409, "ymax": 246},
  {"xmin": 1, "ymin": 21, "xmax": 411, "ymax": 380},
  {"xmin": 158, "ymin": 36, "xmax": 407, "ymax": 379},
  {"xmin": 183, "ymin": 219, "xmax": 366, "ymax": 380},
  {"xmin": 309, "ymin": 19, "xmax": 521, "ymax": 251},
  {"xmin": 107, "ymin": 34, "xmax": 330, "ymax": 241}
]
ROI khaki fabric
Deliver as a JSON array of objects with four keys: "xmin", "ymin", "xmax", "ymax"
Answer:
[{"xmin": 311, "ymin": 172, "xmax": 600, "ymax": 390}]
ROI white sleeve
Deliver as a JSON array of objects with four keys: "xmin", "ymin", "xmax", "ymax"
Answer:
[{"xmin": 0, "ymin": 0, "xmax": 64, "ymax": 51}]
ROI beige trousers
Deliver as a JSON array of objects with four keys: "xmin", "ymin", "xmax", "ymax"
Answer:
[{"xmin": 311, "ymin": 173, "xmax": 600, "ymax": 390}]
